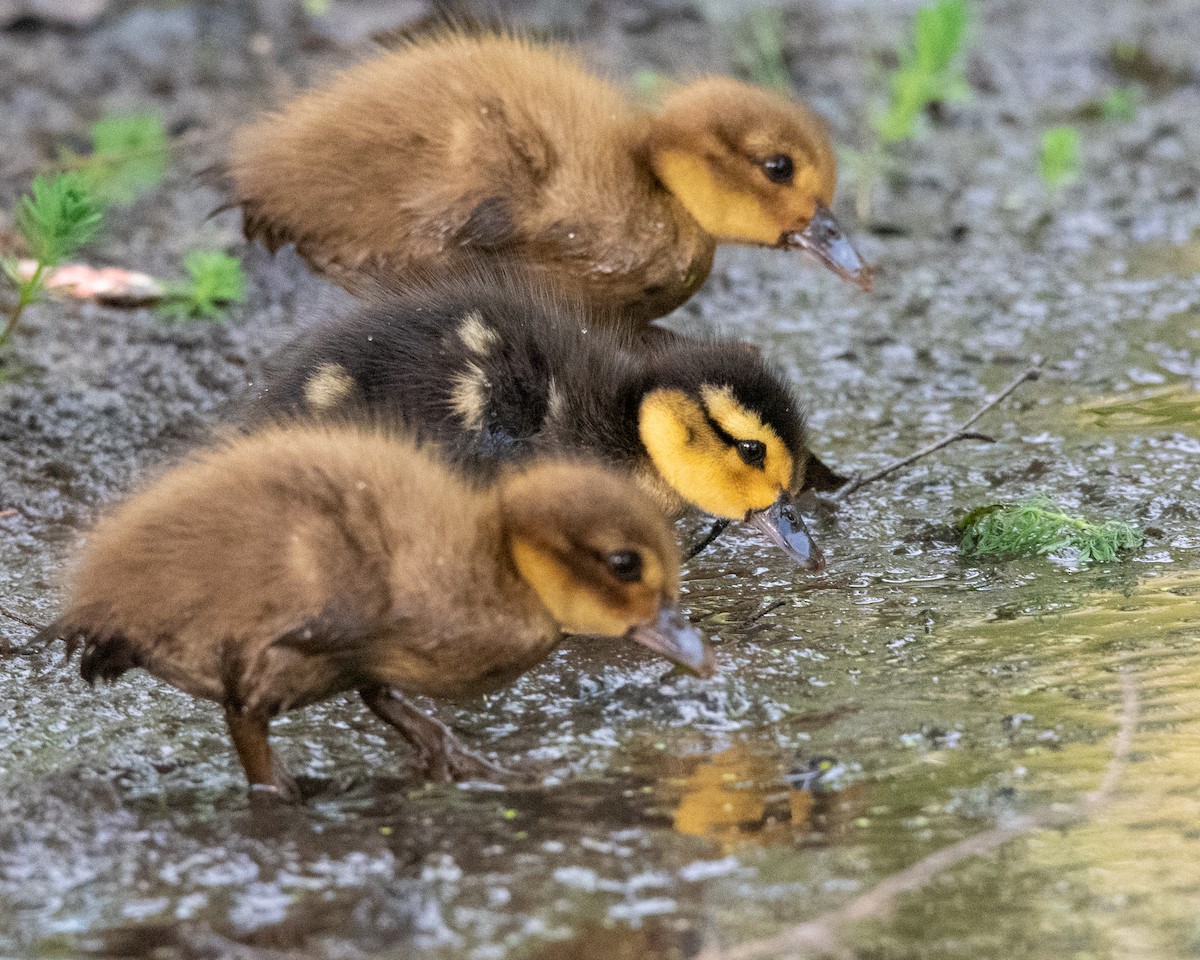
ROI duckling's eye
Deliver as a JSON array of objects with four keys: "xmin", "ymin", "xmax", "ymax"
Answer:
[
  {"xmin": 736, "ymin": 439, "xmax": 767, "ymax": 468},
  {"xmin": 762, "ymin": 154, "xmax": 795, "ymax": 186},
  {"xmin": 606, "ymin": 550, "xmax": 643, "ymax": 583}
]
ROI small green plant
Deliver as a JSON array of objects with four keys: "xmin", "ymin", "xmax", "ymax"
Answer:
[
  {"xmin": 1075, "ymin": 86, "xmax": 1139, "ymax": 123},
  {"xmin": 730, "ymin": 7, "xmax": 791, "ymax": 92},
  {"xmin": 1, "ymin": 172, "xmax": 103, "ymax": 351},
  {"xmin": 631, "ymin": 69, "xmax": 673, "ymax": 105},
  {"xmin": 875, "ymin": 0, "xmax": 971, "ymax": 143},
  {"xmin": 83, "ymin": 112, "xmax": 169, "ymax": 206},
  {"xmin": 959, "ymin": 498, "xmax": 1143, "ymax": 563},
  {"xmin": 157, "ymin": 251, "xmax": 246, "ymax": 323},
  {"xmin": 847, "ymin": 0, "xmax": 972, "ymax": 219},
  {"xmin": 1100, "ymin": 87, "xmax": 1138, "ymax": 122},
  {"xmin": 1039, "ymin": 126, "xmax": 1082, "ymax": 192}
]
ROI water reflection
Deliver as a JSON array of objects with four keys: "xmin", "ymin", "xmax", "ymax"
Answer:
[
  {"xmin": 520, "ymin": 919, "xmax": 700, "ymax": 960},
  {"xmin": 1084, "ymin": 385, "xmax": 1200, "ymax": 433},
  {"xmin": 667, "ymin": 744, "xmax": 864, "ymax": 849},
  {"xmin": 1124, "ymin": 234, "xmax": 1200, "ymax": 279}
]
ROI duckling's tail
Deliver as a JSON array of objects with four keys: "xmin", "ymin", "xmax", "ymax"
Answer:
[{"xmin": 32, "ymin": 615, "xmax": 141, "ymax": 684}]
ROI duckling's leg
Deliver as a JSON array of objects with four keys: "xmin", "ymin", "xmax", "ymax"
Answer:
[
  {"xmin": 225, "ymin": 707, "xmax": 301, "ymax": 802},
  {"xmin": 360, "ymin": 687, "xmax": 511, "ymax": 783}
]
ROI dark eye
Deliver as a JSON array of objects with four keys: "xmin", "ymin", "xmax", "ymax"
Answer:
[
  {"xmin": 762, "ymin": 154, "xmax": 794, "ymax": 185},
  {"xmin": 736, "ymin": 440, "xmax": 767, "ymax": 468},
  {"xmin": 607, "ymin": 550, "xmax": 643, "ymax": 583}
]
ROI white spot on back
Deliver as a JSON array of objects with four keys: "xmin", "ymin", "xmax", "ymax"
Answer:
[
  {"xmin": 304, "ymin": 363, "xmax": 355, "ymax": 410},
  {"xmin": 449, "ymin": 362, "xmax": 489, "ymax": 430},
  {"xmin": 457, "ymin": 310, "xmax": 499, "ymax": 357}
]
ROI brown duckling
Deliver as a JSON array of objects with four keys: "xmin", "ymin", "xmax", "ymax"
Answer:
[
  {"xmin": 245, "ymin": 270, "xmax": 845, "ymax": 570},
  {"xmin": 229, "ymin": 28, "xmax": 871, "ymax": 327},
  {"xmin": 35, "ymin": 422, "xmax": 712, "ymax": 799}
]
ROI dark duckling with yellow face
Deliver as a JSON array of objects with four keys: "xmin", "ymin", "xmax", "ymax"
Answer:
[
  {"xmin": 245, "ymin": 271, "xmax": 845, "ymax": 570},
  {"xmin": 229, "ymin": 28, "xmax": 871, "ymax": 328},
  {"xmin": 35, "ymin": 422, "xmax": 712, "ymax": 799}
]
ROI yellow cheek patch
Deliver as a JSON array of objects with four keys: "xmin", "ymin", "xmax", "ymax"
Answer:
[
  {"xmin": 304, "ymin": 363, "xmax": 355, "ymax": 411},
  {"xmin": 655, "ymin": 150, "xmax": 782, "ymax": 245},
  {"xmin": 793, "ymin": 165, "xmax": 827, "ymax": 216},
  {"xmin": 510, "ymin": 538, "xmax": 643, "ymax": 637},
  {"xmin": 639, "ymin": 389, "xmax": 788, "ymax": 519}
]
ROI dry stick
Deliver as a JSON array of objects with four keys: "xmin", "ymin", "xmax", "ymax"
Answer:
[
  {"xmin": 695, "ymin": 668, "xmax": 1139, "ymax": 960},
  {"xmin": 829, "ymin": 358, "xmax": 1044, "ymax": 503}
]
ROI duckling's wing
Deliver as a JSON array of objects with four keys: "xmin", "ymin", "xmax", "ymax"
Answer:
[
  {"xmin": 453, "ymin": 195, "xmax": 521, "ymax": 250},
  {"xmin": 211, "ymin": 605, "xmax": 412, "ymax": 716},
  {"xmin": 271, "ymin": 607, "xmax": 385, "ymax": 660},
  {"xmin": 438, "ymin": 103, "xmax": 558, "ymax": 252}
]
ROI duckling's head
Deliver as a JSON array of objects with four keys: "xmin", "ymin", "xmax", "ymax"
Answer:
[
  {"xmin": 647, "ymin": 77, "xmax": 871, "ymax": 291},
  {"xmin": 499, "ymin": 461, "xmax": 715, "ymax": 677},
  {"xmin": 636, "ymin": 344, "xmax": 843, "ymax": 570}
]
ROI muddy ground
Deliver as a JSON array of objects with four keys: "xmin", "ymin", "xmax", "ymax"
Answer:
[{"xmin": 2, "ymin": 0, "xmax": 1200, "ymax": 958}]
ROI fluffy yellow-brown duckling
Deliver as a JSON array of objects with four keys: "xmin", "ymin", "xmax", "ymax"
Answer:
[
  {"xmin": 229, "ymin": 28, "xmax": 871, "ymax": 327},
  {"xmin": 245, "ymin": 270, "xmax": 845, "ymax": 570},
  {"xmin": 35, "ymin": 422, "xmax": 712, "ymax": 799}
]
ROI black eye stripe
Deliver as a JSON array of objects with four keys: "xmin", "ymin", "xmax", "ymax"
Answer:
[
  {"xmin": 701, "ymin": 404, "xmax": 768, "ymax": 470},
  {"xmin": 701, "ymin": 407, "xmax": 739, "ymax": 447}
]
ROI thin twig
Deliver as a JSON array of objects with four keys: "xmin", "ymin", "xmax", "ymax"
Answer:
[
  {"xmin": 696, "ymin": 668, "xmax": 1137, "ymax": 960},
  {"xmin": 685, "ymin": 518, "xmax": 732, "ymax": 561},
  {"xmin": 747, "ymin": 598, "xmax": 787, "ymax": 623},
  {"xmin": 0, "ymin": 603, "xmax": 44, "ymax": 631},
  {"xmin": 829, "ymin": 359, "xmax": 1043, "ymax": 502}
]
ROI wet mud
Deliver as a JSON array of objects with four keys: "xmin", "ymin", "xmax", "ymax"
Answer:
[{"xmin": 2, "ymin": 1, "xmax": 1200, "ymax": 958}]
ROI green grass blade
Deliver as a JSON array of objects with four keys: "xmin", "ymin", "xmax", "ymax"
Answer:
[
  {"xmin": 1039, "ymin": 126, "xmax": 1082, "ymax": 190},
  {"xmin": 86, "ymin": 112, "xmax": 169, "ymax": 206}
]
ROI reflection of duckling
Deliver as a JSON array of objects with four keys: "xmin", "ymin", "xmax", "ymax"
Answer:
[
  {"xmin": 671, "ymin": 746, "xmax": 865, "ymax": 849},
  {"xmin": 229, "ymin": 29, "xmax": 871, "ymax": 327},
  {"xmin": 35, "ymin": 422, "xmax": 712, "ymax": 798},
  {"xmin": 246, "ymin": 271, "xmax": 845, "ymax": 570}
]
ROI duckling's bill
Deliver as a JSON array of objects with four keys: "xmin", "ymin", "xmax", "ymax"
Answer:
[
  {"xmin": 783, "ymin": 205, "xmax": 873, "ymax": 292},
  {"xmin": 628, "ymin": 606, "xmax": 715, "ymax": 678},
  {"xmin": 747, "ymin": 494, "xmax": 825, "ymax": 572}
]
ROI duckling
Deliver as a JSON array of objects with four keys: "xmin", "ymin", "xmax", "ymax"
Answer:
[
  {"xmin": 229, "ymin": 28, "xmax": 871, "ymax": 327},
  {"xmin": 244, "ymin": 269, "xmax": 845, "ymax": 570},
  {"xmin": 34, "ymin": 422, "xmax": 712, "ymax": 798}
]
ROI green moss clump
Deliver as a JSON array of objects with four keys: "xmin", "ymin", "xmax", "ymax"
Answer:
[{"xmin": 959, "ymin": 498, "xmax": 1143, "ymax": 563}]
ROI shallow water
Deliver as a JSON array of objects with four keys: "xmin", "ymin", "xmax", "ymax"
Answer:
[{"xmin": 2, "ymin": 1, "xmax": 1200, "ymax": 958}]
